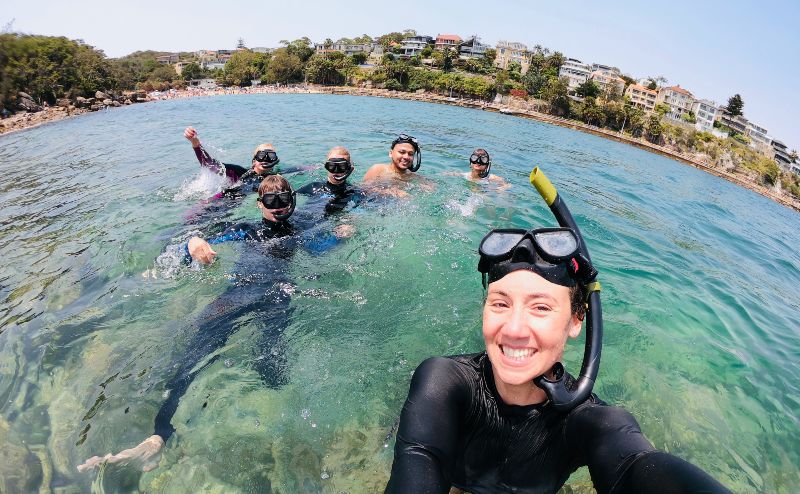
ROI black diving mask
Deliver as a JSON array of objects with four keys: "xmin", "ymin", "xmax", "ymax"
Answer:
[
  {"xmin": 324, "ymin": 158, "xmax": 354, "ymax": 175},
  {"xmin": 258, "ymin": 191, "xmax": 295, "ymax": 209},
  {"xmin": 470, "ymin": 152, "xmax": 491, "ymax": 178},
  {"xmin": 253, "ymin": 149, "xmax": 280, "ymax": 166},
  {"xmin": 478, "ymin": 228, "xmax": 597, "ymax": 288},
  {"xmin": 391, "ymin": 133, "xmax": 422, "ymax": 172}
]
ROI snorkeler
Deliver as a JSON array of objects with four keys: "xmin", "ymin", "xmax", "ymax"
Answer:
[
  {"xmin": 183, "ymin": 126, "xmax": 306, "ymax": 200},
  {"xmin": 385, "ymin": 168, "xmax": 731, "ymax": 493},
  {"xmin": 296, "ymin": 146, "xmax": 364, "ymax": 215},
  {"xmin": 465, "ymin": 148, "xmax": 509, "ymax": 187},
  {"xmin": 78, "ymin": 175, "xmax": 350, "ymax": 473},
  {"xmin": 362, "ymin": 134, "xmax": 425, "ymax": 197}
]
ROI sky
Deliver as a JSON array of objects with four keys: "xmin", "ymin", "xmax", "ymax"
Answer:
[{"xmin": 4, "ymin": 0, "xmax": 799, "ymax": 151}]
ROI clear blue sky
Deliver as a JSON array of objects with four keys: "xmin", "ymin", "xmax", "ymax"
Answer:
[{"xmin": 4, "ymin": 0, "xmax": 799, "ymax": 151}]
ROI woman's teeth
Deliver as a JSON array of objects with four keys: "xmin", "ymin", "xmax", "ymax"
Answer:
[{"xmin": 502, "ymin": 346, "xmax": 535, "ymax": 361}]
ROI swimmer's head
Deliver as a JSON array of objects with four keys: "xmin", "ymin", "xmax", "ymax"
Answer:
[
  {"xmin": 470, "ymin": 149, "xmax": 491, "ymax": 179},
  {"xmin": 257, "ymin": 174, "xmax": 295, "ymax": 222},
  {"xmin": 325, "ymin": 146, "xmax": 354, "ymax": 185},
  {"xmin": 252, "ymin": 143, "xmax": 279, "ymax": 175},
  {"xmin": 389, "ymin": 134, "xmax": 421, "ymax": 172}
]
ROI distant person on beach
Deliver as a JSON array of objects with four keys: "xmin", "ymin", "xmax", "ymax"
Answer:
[
  {"xmin": 296, "ymin": 146, "xmax": 363, "ymax": 216},
  {"xmin": 363, "ymin": 134, "xmax": 430, "ymax": 197},
  {"xmin": 77, "ymin": 175, "xmax": 352, "ymax": 473}
]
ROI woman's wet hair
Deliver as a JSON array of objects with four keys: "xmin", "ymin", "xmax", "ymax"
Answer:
[
  {"xmin": 473, "ymin": 148, "xmax": 489, "ymax": 157},
  {"xmin": 569, "ymin": 283, "xmax": 587, "ymax": 320},
  {"xmin": 258, "ymin": 174, "xmax": 291, "ymax": 195}
]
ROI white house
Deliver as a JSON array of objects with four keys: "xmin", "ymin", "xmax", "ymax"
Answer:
[{"xmin": 691, "ymin": 99, "xmax": 718, "ymax": 132}]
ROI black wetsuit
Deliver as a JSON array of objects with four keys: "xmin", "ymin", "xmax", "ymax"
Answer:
[
  {"xmin": 296, "ymin": 180, "xmax": 363, "ymax": 215},
  {"xmin": 386, "ymin": 353, "xmax": 731, "ymax": 494},
  {"xmin": 153, "ymin": 217, "xmax": 337, "ymax": 441}
]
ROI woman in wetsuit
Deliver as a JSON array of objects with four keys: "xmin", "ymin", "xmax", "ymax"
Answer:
[{"xmin": 385, "ymin": 170, "xmax": 731, "ymax": 493}]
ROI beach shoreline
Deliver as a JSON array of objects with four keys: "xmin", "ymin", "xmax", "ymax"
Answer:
[{"xmin": 3, "ymin": 84, "xmax": 797, "ymax": 212}]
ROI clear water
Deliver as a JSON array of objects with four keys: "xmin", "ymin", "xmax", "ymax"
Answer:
[{"xmin": 0, "ymin": 94, "xmax": 798, "ymax": 493}]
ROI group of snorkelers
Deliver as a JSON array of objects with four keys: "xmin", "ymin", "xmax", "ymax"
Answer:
[{"xmin": 78, "ymin": 127, "xmax": 732, "ymax": 493}]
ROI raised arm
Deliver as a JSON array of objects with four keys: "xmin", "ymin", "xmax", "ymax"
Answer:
[
  {"xmin": 184, "ymin": 126, "xmax": 226, "ymax": 175},
  {"xmin": 566, "ymin": 403, "xmax": 732, "ymax": 494},
  {"xmin": 385, "ymin": 357, "xmax": 468, "ymax": 494}
]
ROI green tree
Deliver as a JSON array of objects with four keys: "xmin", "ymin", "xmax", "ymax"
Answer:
[
  {"xmin": 222, "ymin": 50, "xmax": 259, "ymax": 86},
  {"xmin": 541, "ymin": 76, "xmax": 570, "ymax": 116},
  {"xmin": 646, "ymin": 79, "xmax": 657, "ymax": 90},
  {"xmin": 645, "ymin": 114, "xmax": 664, "ymax": 143},
  {"xmin": 351, "ymin": 52, "xmax": 368, "ymax": 65},
  {"xmin": 265, "ymin": 48, "xmax": 303, "ymax": 84},
  {"xmin": 575, "ymin": 80, "xmax": 600, "ymax": 98},
  {"xmin": 377, "ymin": 32, "xmax": 405, "ymax": 48},
  {"xmin": 181, "ymin": 62, "xmax": 205, "ymax": 81},
  {"xmin": 305, "ymin": 52, "xmax": 353, "ymax": 85},
  {"xmin": 507, "ymin": 61, "xmax": 522, "ymax": 82},
  {"xmin": 726, "ymin": 94, "xmax": 744, "ymax": 116},
  {"xmin": 279, "ymin": 37, "xmax": 314, "ymax": 62}
]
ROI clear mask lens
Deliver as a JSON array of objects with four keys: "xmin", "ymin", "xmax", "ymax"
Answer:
[
  {"xmin": 481, "ymin": 231, "xmax": 526, "ymax": 257},
  {"xmin": 534, "ymin": 230, "xmax": 578, "ymax": 258}
]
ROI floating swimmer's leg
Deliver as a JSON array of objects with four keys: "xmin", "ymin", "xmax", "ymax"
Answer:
[{"xmin": 77, "ymin": 435, "xmax": 164, "ymax": 473}]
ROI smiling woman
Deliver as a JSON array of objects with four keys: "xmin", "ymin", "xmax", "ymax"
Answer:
[{"xmin": 385, "ymin": 169, "xmax": 732, "ymax": 493}]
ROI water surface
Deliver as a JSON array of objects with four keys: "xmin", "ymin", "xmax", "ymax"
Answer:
[{"xmin": 0, "ymin": 94, "xmax": 798, "ymax": 493}]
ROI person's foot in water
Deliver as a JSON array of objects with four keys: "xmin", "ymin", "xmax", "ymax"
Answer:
[{"xmin": 77, "ymin": 434, "xmax": 165, "ymax": 473}]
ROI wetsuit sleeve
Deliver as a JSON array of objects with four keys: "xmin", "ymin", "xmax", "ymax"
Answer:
[
  {"xmin": 385, "ymin": 357, "xmax": 470, "ymax": 494},
  {"xmin": 295, "ymin": 182, "xmax": 318, "ymax": 195},
  {"xmin": 193, "ymin": 144, "xmax": 244, "ymax": 182},
  {"xmin": 566, "ymin": 404, "xmax": 731, "ymax": 494}
]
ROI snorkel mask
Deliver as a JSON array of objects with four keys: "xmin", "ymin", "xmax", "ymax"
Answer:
[
  {"xmin": 253, "ymin": 149, "xmax": 280, "ymax": 169},
  {"xmin": 470, "ymin": 151, "xmax": 492, "ymax": 179},
  {"xmin": 478, "ymin": 167, "xmax": 602, "ymax": 412},
  {"xmin": 391, "ymin": 134, "xmax": 422, "ymax": 172},
  {"xmin": 324, "ymin": 157, "xmax": 354, "ymax": 181},
  {"xmin": 258, "ymin": 187, "xmax": 296, "ymax": 221}
]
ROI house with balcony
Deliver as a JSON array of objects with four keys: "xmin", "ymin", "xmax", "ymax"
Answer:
[
  {"xmin": 494, "ymin": 41, "xmax": 533, "ymax": 74},
  {"xmin": 591, "ymin": 63, "xmax": 620, "ymax": 75},
  {"xmin": 656, "ymin": 85, "xmax": 695, "ymax": 120},
  {"xmin": 559, "ymin": 58, "xmax": 592, "ymax": 90},
  {"xmin": 625, "ymin": 84, "xmax": 658, "ymax": 112},
  {"xmin": 435, "ymin": 34, "xmax": 462, "ymax": 51},
  {"xmin": 590, "ymin": 70, "xmax": 626, "ymax": 96},
  {"xmin": 458, "ymin": 36, "xmax": 489, "ymax": 59},
  {"xmin": 718, "ymin": 111, "xmax": 747, "ymax": 134},
  {"xmin": 771, "ymin": 140, "xmax": 794, "ymax": 168},
  {"xmin": 157, "ymin": 53, "xmax": 180, "ymax": 64},
  {"xmin": 400, "ymin": 36, "xmax": 433, "ymax": 57},
  {"xmin": 691, "ymin": 99, "xmax": 718, "ymax": 132},
  {"xmin": 746, "ymin": 121, "xmax": 771, "ymax": 149}
]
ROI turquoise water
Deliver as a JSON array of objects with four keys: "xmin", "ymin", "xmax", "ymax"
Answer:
[{"xmin": 0, "ymin": 94, "xmax": 798, "ymax": 493}]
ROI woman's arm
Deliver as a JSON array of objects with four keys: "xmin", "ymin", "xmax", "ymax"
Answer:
[
  {"xmin": 566, "ymin": 403, "xmax": 731, "ymax": 494},
  {"xmin": 385, "ymin": 357, "xmax": 469, "ymax": 494}
]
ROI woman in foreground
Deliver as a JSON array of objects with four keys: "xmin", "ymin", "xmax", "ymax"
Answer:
[{"xmin": 385, "ymin": 168, "xmax": 731, "ymax": 493}]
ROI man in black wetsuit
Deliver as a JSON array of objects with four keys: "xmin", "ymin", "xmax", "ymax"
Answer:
[
  {"xmin": 296, "ymin": 146, "xmax": 363, "ymax": 216},
  {"xmin": 386, "ymin": 223, "xmax": 731, "ymax": 492},
  {"xmin": 78, "ymin": 175, "xmax": 348, "ymax": 473}
]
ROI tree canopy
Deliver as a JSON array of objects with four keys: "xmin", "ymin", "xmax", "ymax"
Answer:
[{"xmin": 726, "ymin": 94, "xmax": 744, "ymax": 116}]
